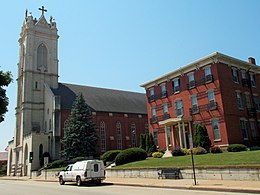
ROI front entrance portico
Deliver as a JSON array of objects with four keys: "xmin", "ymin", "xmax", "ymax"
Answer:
[{"xmin": 159, "ymin": 117, "xmax": 193, "ymax": 154}]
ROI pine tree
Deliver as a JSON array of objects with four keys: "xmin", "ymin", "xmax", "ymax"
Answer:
[
  {"xmin": 194, "ymin": 123, "xmax": 212, "ymax": 151},
  {"xmin": 61, "ymin": 93, "xmax": 98, "ymax": 159},
  {"xmin": 148, "ymin": 133, "xmax": 156, "ymax": 152},
  {"xmin": 139, "ymin": 134, "xmax": 146, "ymax": 151}
]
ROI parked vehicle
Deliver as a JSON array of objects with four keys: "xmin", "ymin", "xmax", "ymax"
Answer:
[{"xmin": 58, "ymin": 160, "xmax": 105, "ymax": 186}]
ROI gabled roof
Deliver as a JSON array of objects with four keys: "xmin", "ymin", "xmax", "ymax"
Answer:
[{"xmin": 52, "ymin": 83, "xmax": 147, "ymax": 115}]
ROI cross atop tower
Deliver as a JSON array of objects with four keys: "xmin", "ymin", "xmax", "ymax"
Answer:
[{"xmin": 39, "ymin": 6, "xmax": 47, "ymax": 16}]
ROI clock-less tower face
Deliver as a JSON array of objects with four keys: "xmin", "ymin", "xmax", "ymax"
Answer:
[{"xmin": 15, "ymin": 10, "xmax": 59, "ymax": 145}]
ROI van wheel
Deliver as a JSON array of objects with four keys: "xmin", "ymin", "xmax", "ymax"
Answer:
[
  {"xmin": 76, "ymin": 176, "xmax": 82, "ymax": 186},
  {"xmin": 59, "ymin": 176, "xmax": 65, "ymax": 185}
]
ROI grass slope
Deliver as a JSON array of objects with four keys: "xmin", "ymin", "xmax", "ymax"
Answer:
[{"xmin": 115, "ymin": 150, "xmax": 260, "ymax": 169}]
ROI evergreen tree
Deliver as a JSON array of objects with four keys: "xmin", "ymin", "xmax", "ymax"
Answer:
[
  {"xmin": 61, "ymin": 93, "xmax": 98, "ymax": 159},
  {"xmin": 0, "ymin": 69, "xmax": 12, "ymax": 123},
  {"xmin": 139, "ymin": 134, "xmax": 146, "ymax": 151},
  {"xmin": 149, "ymin": 133, "xmax": 156, "ymax": 152},
  {"xmin": 194, "ymin": 123, "xmax": 212, "ymax": 151}
]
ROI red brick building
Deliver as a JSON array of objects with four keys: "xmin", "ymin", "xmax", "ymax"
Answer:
[
  {"xmin": 141, "ymin": 52, "xmax": 260, "ymax": 150},
  {"xmin": 53, "ymin": 83, "xmax": 148, "ymax": 154}
]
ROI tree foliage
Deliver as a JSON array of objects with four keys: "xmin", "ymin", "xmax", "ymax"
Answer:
[
  {"xmin": 139, "ymin": 133, "xmax": 156, "ymax": 153},
  {"xmin": 0, "ymin": 70, "xmax": 12, "ymax": 123},
  {"xmin": 61, "ymin": 93, "xmax": 98, "ymax": 160},
  {"xmin": 194, "ymin": 123, "xmax": 212, "ymax": 151}
]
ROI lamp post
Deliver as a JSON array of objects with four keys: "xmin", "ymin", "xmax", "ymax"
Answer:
[{"xmin": 189, "ymin": 134, "xmax": 197, "ymax": 185}]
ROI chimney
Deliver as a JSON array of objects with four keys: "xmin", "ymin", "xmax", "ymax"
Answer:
[{"xmin": 248, "ymin": 57, "xmax": 256, "ymax": 65}]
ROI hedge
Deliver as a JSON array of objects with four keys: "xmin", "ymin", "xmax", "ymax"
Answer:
[{"xmin": 115, "ymin": 148, "xmax": 147, "ymax": 166}]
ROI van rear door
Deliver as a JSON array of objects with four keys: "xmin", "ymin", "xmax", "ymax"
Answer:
[{"xmin": 90, "ymin": 161, "xmax": 102, "ymax": 178}]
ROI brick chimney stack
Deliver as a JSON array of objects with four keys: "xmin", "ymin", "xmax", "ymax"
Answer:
[{"xmin": 248, "ymin": 57, "xmax": 256, "ymax": 65}]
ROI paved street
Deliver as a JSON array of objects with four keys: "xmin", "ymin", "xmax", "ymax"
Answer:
[{"xmin": 0, "ymin": 180, "xmax": 255, "ymax": 195}]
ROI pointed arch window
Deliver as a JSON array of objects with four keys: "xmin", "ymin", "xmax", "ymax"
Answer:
[
  {"xmin": 37, "ymin": 43, "xmax": 47, "ymax": 71},
  {"xmin": 131, "ymin": 123, "xmax": 137, "ymax": 147},
  {"xmin": 116, "ymin": 122, "xmax": 122, "ymax": 150},
  {"xmin": 100, "ymin": 121, "xmax": 106, "ymax": 153}
]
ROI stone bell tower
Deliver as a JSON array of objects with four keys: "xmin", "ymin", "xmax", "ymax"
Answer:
[{"xmin": 7, "ymin": 7, "xmax": 59, "ymax": 176}]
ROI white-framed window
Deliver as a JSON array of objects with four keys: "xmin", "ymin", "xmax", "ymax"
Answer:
[
  {"xmin": 116, "ymin": 122, "xmax": 122, "ymax": 150},
  {"xmin": 191, "ymin": 95, "xmax": 198, "ymax": 113},
  {"xmin": 131, "ymin": 123, "xmax": 137, "ymax": 147},
  {"xmin": 153, "ymin": 130, "xmax": 158, "ymax": 146},
  {"xmin": 100, "ymin": 121, "xmax": 106, "ymax": 153},
  {"xmin": 163, "ymin": 103, "xmax": 168, "ymax": 114},
  {"xmin": 145, "ymin": 123, "xmax": 149, "ymax": 134},
  {"xmin": 149, "ymin": 87, "xmax": 155, "ymax": 101},
  {"xmin": 249, "ymin": 72, "xmax": 256, "ymax": 87},
  {"xmin": 240, "ymin": 119, "xmax": 249, "ymax": 140},
  {"xmin": 173, "ymin": 79, "xmax": 180, "ymax": 93},
  {"xmin": 151, "ymin": 107, "xmax": 156, "ymax": 117},
  {"xmin": 161, "ymin": 83, "xmax": 167, "ymax": 97},
  {"xmin": 208, "ymin": 90, "xmax": 216, "ymax": 109},
  {"xmin": 236, "ymin": 91, "xmax": 244, "ymax": 109},
  {"xmin": 245, "ymin": 93, "xmax": 251, "ymax": 108},
  {"xmin": 212, "ymin": 119, "xmax": 221, "ymax": 141},
  {"xmin": 253, "ymin": 95, "xmax": 260, "ymax": 111},
  {"xmin": 174, "ymin": 99, "xmax": 183, "ymax": 117},
  {"xmin": 231, "ymin": 68, "xmax": 239, "ymax": 83},
  {"xmin": 204, "ymin": 66, "xmax": 212, "ymax": 82},
  {"xmin": 249, "ymin": 120, "xmax": 257, "ymax": 139},
  {"xmin": 241, "ymin": 70, "xmax": 246, "ymax": 79},
  {"xmin": 188, "ymin": 73, "xmax": 195, "ymax": 88}
]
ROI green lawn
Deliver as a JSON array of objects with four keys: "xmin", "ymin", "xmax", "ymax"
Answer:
[{"xmin": 114, "ymin": 150, "xmax": 260, "ymax": 169}]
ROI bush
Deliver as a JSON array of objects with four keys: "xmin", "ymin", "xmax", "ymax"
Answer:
[
  {"xmin": 115, "ymin": 148, "xmax": 147, "ymax": 166},
  {"xmin": 227, "ymin": 144, "xmax": 247, "ymax": 152},
  {"xmin": 100, "ymin": 150, "xmax": 121, "ymax": 165},
  {"xmin": 192, "ymin": 147, "xmax": 207, "ymax": 155},
  {"xmin": 0, "ymin": 165, "xmax": 7, "ymax": 176},
  {"xmin": 152, "ymin": 152, "xmax": 163, "ymax": 158},
  {"xmin": 47, "ymin": 159, "xmax": 66, "ymax": 169},
  {"xmin": 181, "ymin": 148, "xmax": 190, "ymax": 155},
  {"xmin": 172, "ymin": 148, "xmax": 186, "ymax": 156},
  {"xmin": 210, "ymin": 145, "xmax": 222, "ymax": 153}
]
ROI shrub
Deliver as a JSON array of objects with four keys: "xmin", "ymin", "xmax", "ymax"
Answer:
[
  {"xmin": 100, "ymin": 150, "xmax": 121, "ymax": 165},
  {"xmin": 0, "ymin": 165, "xmax": 7, "ymax": 176},
  {"xmin": 172, "ymin": 148, "xmax": 185, "ymax": 156},
  {"xmin": 152, "ymin": 152, "xmax": 163, "ymax": 158},
  {"xmin": 192, "ymin": 147, "xmax": 207, "ymax": 155},
  {"xmin": 194, "ymin": 123, "xmax": 212, "ymax": 152},
  {"xmin": 181, "ymin": 148, "xmax": 190, "ymax": 155},
  {"xmin": 227, "ymin": 144, "xmax": 247, "ymax": 152},
  {"xmin": 48, "ymin": 159, "xmax": 66, "ymax": 168},
  {"xmin": 115, "ymin": 148, "xmax": 147, "ymax": 166},
  {"xmin": 210, "ymin": 145, "xmax": 222, "ymax": 153}
]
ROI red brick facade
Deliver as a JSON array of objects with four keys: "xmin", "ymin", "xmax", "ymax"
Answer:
[
  {"xmin": 141, "ymin": 53, "xmax": 260, "ymax": 150},
  {"xmin": 60, "ymin": 109, "xmax": 148, "ymax": 154}
]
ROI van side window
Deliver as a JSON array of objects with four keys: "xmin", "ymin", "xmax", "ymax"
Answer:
[{"xmin": 94, "ymin": 164, "xmax": 99, "ymax": 172}]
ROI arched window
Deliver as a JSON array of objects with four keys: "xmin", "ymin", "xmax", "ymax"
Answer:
[
  {"xmin": 131, "ymin": 123, "xmax": 137, "ymax": 147},
  {"xmin": 100, "ymin": 121, "xmax": 106, "ymax": 153},
  {"xmin": 37, "ymin": 43, "xmax": 47, "ymax": 71},
  {"xmin": 116, "ymin": 122, "xmax": 122, "ymax": 150}
]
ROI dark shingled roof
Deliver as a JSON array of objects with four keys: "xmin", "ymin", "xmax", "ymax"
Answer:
[{"xmin": 51, "ymin": 83, "xmax": 147, "ymax": 114}]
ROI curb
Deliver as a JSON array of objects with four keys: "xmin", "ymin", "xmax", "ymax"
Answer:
[{"xmin": 108, "ymin": 182, "xmax": 260, "ymax": 194}]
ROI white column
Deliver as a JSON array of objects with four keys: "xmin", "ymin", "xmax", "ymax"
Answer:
[
  {"xmin": 188, "ymin": 122, "xmax": 193, "ymax": 149},
  {"xmin": 178, "ymin": 122, "xmax": 183, "ymax": 148},
  {"xmin": 171, "ymin": 125, "xmax": 175, "ymax": 148},
  {"xmin": 164, "ymin": 125, "xmax": 169, "ymax": 150},
  {"xmin": 182, "ymin": 122, "xmax": 187, "ymax": 148}
]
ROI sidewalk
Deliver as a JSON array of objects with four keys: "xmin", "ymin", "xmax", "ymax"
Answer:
[
  {"xmin": 104, "ymin": 177, "xmax": 260, "ymax": 194},
  {"xmin": 1, "ymin": 176, "xmax": 260, "ymax": 194}
]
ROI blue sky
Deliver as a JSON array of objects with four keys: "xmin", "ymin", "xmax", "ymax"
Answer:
[{"xmin": 1, "ymin": 0, "xmax": 260, "ymax": 151}]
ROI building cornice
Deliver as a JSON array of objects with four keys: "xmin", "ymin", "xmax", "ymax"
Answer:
[{"xmin": 140, "ymin": 52, "xmax": 260, "ymax": 89}]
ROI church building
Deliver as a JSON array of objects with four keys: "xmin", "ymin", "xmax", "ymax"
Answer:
[{"xmin": 7, "ymin": 8, "xmax": 147, "ymax": 176}]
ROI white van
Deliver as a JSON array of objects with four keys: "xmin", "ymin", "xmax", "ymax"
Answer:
[{"xmin": 58, "ymin": 160, "xmax": 105, "ymax": 186}]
